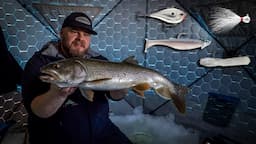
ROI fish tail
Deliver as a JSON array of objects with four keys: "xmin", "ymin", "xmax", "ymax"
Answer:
[
  {"xmin": 201, "ymin": 40, "xmax": 211, "ymax": 49},
  {"xmin": 154, "ymin": 84, "xmax": 189, "ymax": 113}
]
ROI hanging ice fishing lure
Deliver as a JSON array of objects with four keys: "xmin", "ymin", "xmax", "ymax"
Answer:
[
  {"xmin": 137, "ymin": 7, "xmax": 187, "ymax": 25},
  {"xmin": 199, "ymin": 56, "xmax": 250, "ymax": 67},
  {"xmin": 144, "ymin": 38, "xmax": 211, "ymax": 53},
  {"xmin": 144, "ymin": 33, "xmax": 211, "ymax": 53},
  {"xmin": 209, "ymin": 7, "xmax": 250, "ymax": 33}
]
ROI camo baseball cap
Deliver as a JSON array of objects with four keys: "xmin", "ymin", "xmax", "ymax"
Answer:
[{"xmin": 62, "ymin": 12, "xmax": 97, "ymax": 35}]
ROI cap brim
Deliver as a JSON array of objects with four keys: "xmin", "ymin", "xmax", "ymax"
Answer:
[
  {"xmin": 67, "ymin": 23, "xmax": 97, "ymax": 35},
  {"xmin": 77, "ymin": 26, "xmax": 97, "ymax": 35},
  {"xmin": 86, "ymin": 29, "xmax": 97, "ymax": 35}
]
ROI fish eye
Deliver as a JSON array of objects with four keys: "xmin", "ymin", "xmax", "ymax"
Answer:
[
  {"xmin": 180, "ymin": 13, "xmax": 184, "ymax": 16},
  {"xmin": 169, "ymin": 12, "xmax": 176, "ymax": 17},
  {"xmin": 53, "ymin": 64, "xmax": 60, "ymax": 69}
]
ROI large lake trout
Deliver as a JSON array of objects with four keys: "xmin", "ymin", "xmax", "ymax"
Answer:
[{"xmin": 40, "ymin": 57, "xmax": 188, "ymax": 113}]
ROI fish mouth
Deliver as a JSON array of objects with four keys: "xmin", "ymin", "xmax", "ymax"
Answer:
[
  {"xmin": 40, "ymin": 70, "xmax": 62, "ymax": 83},
  {"xmin": 181, "ymin": 13, "xmax": 187, "ymax": 20}
]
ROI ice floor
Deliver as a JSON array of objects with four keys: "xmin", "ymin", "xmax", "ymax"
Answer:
[
  {"xmin": 2, "ymin": 107, "xmax": 199, "ymax": 144},
  {"xmin": 110, "ymin": 107, "xmax": 199, "ymax": 144}
]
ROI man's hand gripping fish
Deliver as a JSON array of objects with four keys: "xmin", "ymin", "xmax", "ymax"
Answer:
[{"xmin": 40, "ymin": 57, "xmax": 188, "ymax": 113}]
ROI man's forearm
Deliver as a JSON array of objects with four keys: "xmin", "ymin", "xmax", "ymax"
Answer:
[
  {"xmin": 31, "ymin": 84, "xmax": 76, "ymax": 118},
  {"xmin": 31, "ymin": 90, "xmax": 67, "ymax": 118}
]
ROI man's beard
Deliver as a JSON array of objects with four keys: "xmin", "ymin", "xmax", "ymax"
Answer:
[{"xmin": 61, "ymin": 38, "xmax": 88, "ymax": 58}]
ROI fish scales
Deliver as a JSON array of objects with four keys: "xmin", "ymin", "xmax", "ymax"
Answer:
[
  {"xmin": 79, "ymin": 58, "xmax": 170, "ymax": 90},
  {"xmin": 40, "ymin": 57, "xmax": 188, "ymax": 113}
]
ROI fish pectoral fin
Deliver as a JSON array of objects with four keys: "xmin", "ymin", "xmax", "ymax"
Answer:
[
  {"xmin": 132, "ymin": 83, "xmax": 151, "ymax": 98},
  {"xmin": 93, "ymin": 78, "xmax": 112, "ymax": 82},
  {"xmin": 154, "ymin": 85, "xmax": 187, "ymax": 113},
  {"xmin": 82, "ymin": 78, "xmax": 112, "ymax": 85},
  {"xmin": 80, "ymin": 88, "xmax": 94, "ymax": 102}
]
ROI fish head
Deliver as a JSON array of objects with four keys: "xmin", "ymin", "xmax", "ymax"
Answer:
[
  {"xmin": 168, "ymin": 7, "xmax": 187, "ymax": 22},
  {"xmin": 40, "ymin": 58, "xmax": 87, "ymax": 87},
  {"xmin": 242, "ymin": 14, "xmax": 250, "ymax": 23}
]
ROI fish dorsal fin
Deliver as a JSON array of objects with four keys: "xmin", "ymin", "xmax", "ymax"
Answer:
[
  {"xmin": 123, "ymin": 56, "xmax": 138, "ymax": 65},
  {"xmin": 132, "ymin": 83, "xmax": 151, "ymax": 98}
]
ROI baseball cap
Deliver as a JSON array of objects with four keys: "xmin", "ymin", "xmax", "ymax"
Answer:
[{"xmin": 62, "ymin": 12, "xmax": 97, "ymax": 35}]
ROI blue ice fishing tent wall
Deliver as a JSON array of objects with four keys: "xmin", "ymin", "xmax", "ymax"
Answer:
[{"xmin": 0, "ymin": 0, "xmax": 256, "ymax": 144}]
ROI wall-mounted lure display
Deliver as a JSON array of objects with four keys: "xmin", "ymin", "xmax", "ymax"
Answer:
[
  {"xmin": 136, "ymin": 7, "xmax": 187, "ymax": 25},
  {"xmin": 199, "ymin": 56, "xmax": 250, "ymax": 67},
  {"xmin": 144, "ymin": 37, "xmax": 211, "ymax": 53}
]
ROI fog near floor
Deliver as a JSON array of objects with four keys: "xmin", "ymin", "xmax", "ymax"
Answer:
[{"xmin": 110, "ymin": 107, "xmax": 199, "ymax": 144}]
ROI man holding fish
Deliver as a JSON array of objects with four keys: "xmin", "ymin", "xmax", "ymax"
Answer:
[{"xmin": 21, "ymin": 12, "xmax": 133, "ymax": 144}]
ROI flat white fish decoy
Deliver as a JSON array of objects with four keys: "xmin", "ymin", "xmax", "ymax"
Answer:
[
  {"xmin": 137, "ymin": 7, "xmax": 187, "ymax": 25},
  {"xmin": 144, "ymin": 38, "xmax": 211, "ymax": 53}
]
